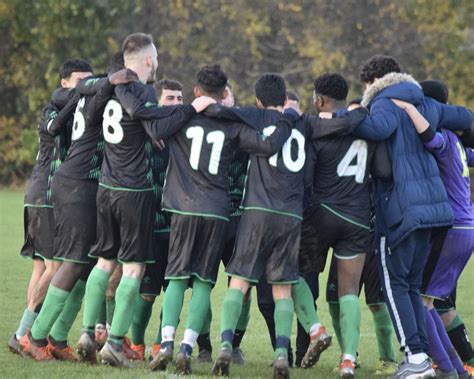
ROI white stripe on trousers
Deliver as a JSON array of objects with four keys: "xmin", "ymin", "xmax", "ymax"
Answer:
[{"xmin": 380, "ymin": 236, "xmax": 411, "ymax": 354}]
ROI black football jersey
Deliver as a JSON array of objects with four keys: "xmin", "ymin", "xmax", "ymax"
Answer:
[
  {"xmin": 151, "ymin": 143, "xmax": 171, "ymax": 233},
  {"xmin": 25, "ymin": 88, "xmax": 78, "ymax": 206},
  {"xmin": 211, "ymin": 106, "xmax": 368, "ymax": 219},
  {"xmin": 99, "ymin": 82, "xmax": 196, "ymax": 190},
  {"xmin": 162, "ymin": 113, "xmax": 294, "ymax": 220},
  {"xmin": 228, "ymin": 149, "xmax": 249, "ymax": 217},
  {"xmin": 55, "ymin": 77, "xmax": 113, "ymax": 181}
]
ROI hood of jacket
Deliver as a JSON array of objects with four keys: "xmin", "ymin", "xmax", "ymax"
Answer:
[{"xmin": 361, "ymin": 72, "xmax": 423, "ymax": 108}]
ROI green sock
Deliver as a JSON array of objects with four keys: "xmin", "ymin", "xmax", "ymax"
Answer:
[
  {"xmin": 130, "ymin": 295, "xmax": 154, "ymax": 345},
  {"xmin": 109, "ymin": 276, "xmax": 140, "ymax": 339},
  {"xmin": 96, "ymin": 299, "xmax": 106, "ymax": 325},
  {"xmin": 106, "ymin": 296, "xmax": 115, "ymax": 326},
  {"xmin": 49, "ymin": 280, "xmax": 86, "ymax": 342},
  {"xmin": 162, "ymin": 279, "xmax": 187, "ymax": 328},
  {"xmin": 186, "ymin": 279, "xmax": 212, "ymax": 333},
  {"xmin": 15, "ymin": 309, "xmax": 38, "ymax": 338},
  {"xmin": 201, "ymin": 304, "xmax": 212, "ymax": 334},
  {"xmin": 371, "ymin": 303, "xmax": 396, "ymax": 361},
  {"xmin": 236, "ymin": 297, "xmax": 251, "ymax": 331},
  {"xmin": 274, "ymin": 298, "xmax": 294, "ymax": 358},
  {"xmin": 30, "ymin": 285, "xmax": 70, "ymax": 340},
  {"xmin": 292, "ymin": 278, "xmax": 319, "ymax": 333},
  {"xmin": 155, "ymin": 308, "xmax": 163, "ymax": 344},
  {"xmin": 446, "ymin": 314, "xmax": 463, "ymax": 332},
  {"xmin": 82, "ymin": 267, "xmax": 110, "ymax": 331},
  {"xmin": 339, "ymin": 294, "xmax": 361, "ymax": 359},
  {"xmin": 220, "ymin": 288, "xmax": 244, "ymax": 350},
  {"xmin": 328, "ymin": 302, "xmax": 343, "ymax": 350}
]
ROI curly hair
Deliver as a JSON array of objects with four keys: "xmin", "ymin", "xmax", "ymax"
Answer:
[
  {"xmin": 255, "ymin": 74, "xmax": 286, "ymax": 107},
  {"xmin": 196, "ymin": 64, "xmax": 228, "ymax": 96},
  {"xmin": 313, "ymin": 73, "xmax": 348, "ymax": 101},
  {"xmin": 359, "ymin": 55, "xmax": 401, "ymax": 84}
]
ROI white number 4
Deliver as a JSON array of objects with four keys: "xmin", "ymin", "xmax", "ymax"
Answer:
[{"xmin": 337, "ymin": 140, "xmax": 368, "ymax": 183}]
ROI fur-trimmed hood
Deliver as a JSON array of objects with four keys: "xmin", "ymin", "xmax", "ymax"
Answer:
[{"xmin": 361, "ymin": 72, "xmax": 422, "ymax": 107}]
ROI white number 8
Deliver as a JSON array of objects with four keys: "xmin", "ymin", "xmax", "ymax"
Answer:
[{"xmin": 103, "ymin": 99, "xmax": 124, "ymax": 144}]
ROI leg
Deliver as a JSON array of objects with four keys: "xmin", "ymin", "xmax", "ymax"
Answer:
[
  {"xmin": 256, "ymin": 280, "xmax": 277, "ymax": 349},
  {"xmin": 272, "ymin": 284, "xmax": 293, "ymax": 379},
  {"xmin": 27, "ymin": 259, "xmax": 46, "ymax": 305},
  {"xmin": 27, "ymin": 259, "xmax": 61, "ymax": 312}
]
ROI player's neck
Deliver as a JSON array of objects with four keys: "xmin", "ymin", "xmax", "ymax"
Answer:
[
  {"xmin": 265, "ymin": 105, "xmax": 284, "ymax": 112},
  {"xmin": 125, "ymin": 63, "xmax": 149, "ymax": 83},
  {"xmin": 324, "ymin": 100, "xmax": 346, "ymax": 113}
]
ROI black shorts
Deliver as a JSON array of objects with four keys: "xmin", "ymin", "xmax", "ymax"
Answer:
[
  {"xmin": 20, "ymin": 206, "xmax": 55, "ymax": 260},
  {"xmin": 140, "ymin": 233, "xmax": 169, "ymax": 296},
  {"xmin": 51, "ymin": 175, "xmax": 98, "ymax": 264},
  {"xmin": 165, "ymin": 214, "xmax": 228, "ymax": 284},
  {"xmin": 221, "ymin": 215, "xmax": 240, "ymax": 267},
  {"xmin": 326, "ymin": 249, "xmax": 384, "ymax": 305},
  {"xmin": 226, "ymin": 210, "xmax": 301, "ymax": 284},
  {"xmin": 89, "ymin": 186, "xmax": 155, "ymax": 264},
  {"xmin": 299, "ymin": 204, "xmax": 371, "ymax": 275}
]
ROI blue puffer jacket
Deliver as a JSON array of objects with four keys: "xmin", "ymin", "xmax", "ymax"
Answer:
[{"xmin": 354, "ymin": 73, "xmax": 472, "ymax": 248}]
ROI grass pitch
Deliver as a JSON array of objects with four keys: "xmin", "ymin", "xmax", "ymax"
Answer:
[{"xmin": 1, "ymin": 189, "xmax": 473, "ymax": 378}]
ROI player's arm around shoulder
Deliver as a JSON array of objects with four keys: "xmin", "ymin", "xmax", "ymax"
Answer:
[
  {"xmin": 353, "ymin": 98, "xmax": 401, "ymax": 141},
  {"xmin": 45, "ymin": 88, "xmax": 80, "ymax": 136},
  {"xmin": 237, "ymin": 108, "xmax": 299, "ymax": 156}
]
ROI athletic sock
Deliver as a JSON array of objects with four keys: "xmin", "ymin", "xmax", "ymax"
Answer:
[
  {"xmin": 161, "ymin": 279, "xmax": 187, "ymax": 341},
  {"xmin": 155, "ymin": 309, "xmax": 163, "ymax": 345},
  {"xmin": 82, "ymin": 267, "xmax": 110, "ymax": 331},
  {"xmin": 49, "ymin": 279, "xmax": 86, "ymax": 342},
  {"xmin": 233, "ymin": 297, "xmax": 251, "ymax": 348},
  {"xmin": 328, "ymin": 302, "xmax": 342, "ymax": 350},
  {"xmin": 96, "ymin": 299, "xmax": 106, "ymax": 325},
  {"xmin": 339, "ymin": 294, "xmax": 361, "ymax": 359},
  {"xmin": 446, "ymin": 315, "xmax": 474, "ymax": 364},
  {"xmin": 274, "ymin": 298, "xmax": 294, "ymax": 359},
  {"xmin": 186, "ymin": 279, "xmax": 212, "ymax": 338},
  {"xmin": 130, "ymin": 295, "xmax": 154, "ymax": 345},
  {"xmin": 424, "ymin": 307, "xmax": 454, "ymax": 372},
  {"xmin": 109, "ymin": 276, "xmax": 140, "ymax": 338},
  {"xmin": 15, "ymin": 309, "xmax": 38, "ymax": 338},
  {"xmin": 106, "ymin": 296, "xmax": 115, "ymax": 326},
  {"xmin": 292, "ymin": 278, "xmax": 319, "ymax": 333},
  {"xmin": 30, "ymin": 285, "xmax": 70, "ymax": 341},
  {"xmin": 220, "ymin": 288, "xmax": 244, "ymax": 350},
  {"xmin": 371, "ymin": 303, "xmax": 396, "ymax": 361},
  {"xmin": 430, "ymin": 308, "xmax": 465, "ymax": 374}
]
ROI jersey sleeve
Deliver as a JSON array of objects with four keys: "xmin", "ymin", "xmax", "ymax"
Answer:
[
  {"xmin": 85, "ymin": 79, "xmax": 115, "ymax": 127},
  {"xmin": 353, "ymin": 99, "xmax": 400, "ymax": 141},
  {"xmin": 46, "ymin": 94, "xmax": 80, "ymax": 136},
  {"xmin": 237, "ymin": 110, "xmax": 296, "ymax": 156},
  {"xmin": 307, "ymin": 107, "xmax": 368, "ymax": 140},
  {"xmin": 205, "ymin": 105, "xmax": 261, "ymax": 130},
  {"xmin": 465, "ymin": 147, "xmax": 474, "ymax": 167},
  {"xmin": 76, "ymin": 76, "xmax": 107, "ymax": 96},
  {"xmin": 435, "ymin": 102, "xmax": 472, "ymax": 132}
]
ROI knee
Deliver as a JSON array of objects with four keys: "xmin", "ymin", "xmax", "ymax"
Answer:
[
  {"xmin": 228, "ymin": 277, "xmax": 250, "ymax": 294},
  {"xmin": 272, "ymin": 284, "xmax": 292, "ymax": 301},
  {"xmin": 122, "ymin": 263, "xmax": 145, "ymax": 279},
  {"xmin": 141, "ymin": 294, "xmax": 156, "ymax": 303}
]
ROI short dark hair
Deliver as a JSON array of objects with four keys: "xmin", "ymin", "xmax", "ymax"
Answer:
[
  {"xmin": 286, "ymin": 90, "xmax": 300, "ymax": 102},
  {"xmin": 359, "ymin": 55, "xmax": 401, "ymax": 84},
  {"xmin": 59, "ymin": 58, "xmax": 93, "ymax": 80},
  {"xmin": 313, "ymin": 73, "xmax": 348, "ymax": 101},
  {"xmin": 420, "ymin": 80, "xmax": 449, "ymax": 104},
  {"xmin": 154, "ymin": 78, "xmax": 183, "ymax": 97},
  {"xmin": 196, "ymin": 64, "xmax": 228, "ymax": 97},
  {"xmin": 108, "ymin": 52, "xmax": 124, "ymax": 74},
  {"xmin": 122, "ymin": 33, "xmax": 154, "ymax": 56},
  {"xmin": 255, "ymin": 74, "xmax": 286, "ymax": 107}
]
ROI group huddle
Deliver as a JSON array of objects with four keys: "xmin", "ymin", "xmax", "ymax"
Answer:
[{"xmin": 8, "ymin": 32, "xmax": 474, "ymax": 379}]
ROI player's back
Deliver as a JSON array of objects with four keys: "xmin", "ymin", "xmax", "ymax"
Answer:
[
  {"xmin": 163, "ymin": 113, "xmax": 242, "ymax": 220},
  {"xmin": 243, "ymin": 109, "xmax": 306, "ymax": 220},
  {"xmin": 100, "ymin": 82, "xmax": 154, "ymax": 190},
  {"xmin": 312, "ymin": 133, "xmax": 376, "ymax": 224}
]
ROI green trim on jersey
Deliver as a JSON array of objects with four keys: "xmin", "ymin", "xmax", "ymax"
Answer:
[
  {"xmin": 154, "ymin": 228, "xmax": 170, "ymax": 234},
  {"xmin": 190, "ymin": 272, "xmax": 216, "ymax": 284},
  {"xmin": 34, "ymin": 252, "xmax": 61, "ymax": 262},
  {"xmin": 53, "ymin": 256, "xmax": 91, "ymax": 265},
  {"xmin": 98, "ymin": 183, "xmax": 154, "ymax": 192},
  {"xmin": 320, "ymin": 203, "xmax": 370, "ymax": 231},
  {"xmin": 162, "ymin": 208, "xmax": 229, "ymax": 221},
  {"xmin": 24, "ymin": 204, "xmax": 53, "ymax": 208},
  {"xmin": 240, "ymin": 206, "xmax": 303, "ymax": 221},
  {"xmin": 267, "ymin": 279, "xmax": 299, "ymax": 285},
  {"xmin": 117, "ymin": 259, "xmax": 154, "ymax": 264},
  {"xmin": 165, "ymin": 274, "xmax": 191, "ymax": 280}
]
